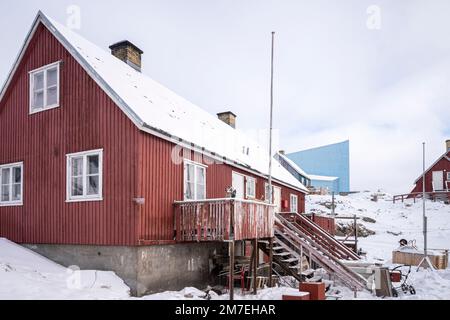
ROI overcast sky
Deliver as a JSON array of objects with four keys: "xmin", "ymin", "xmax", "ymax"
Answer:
[{"xmin": 1, "ymin": 0, "xmax": 449, "ymax": 193}]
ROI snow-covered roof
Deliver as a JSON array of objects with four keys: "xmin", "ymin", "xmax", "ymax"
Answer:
[
  {"xmin": 276, "ymin": 152, "xmax": 310, "ymax": 179},
  {"xmin": 308, "ymin": 174, "xmax": 339, "ymax": 182},
  {"xmin": 0, "ymin": 11, "xmax": 307, "ymax": 193},
  {"xmin": 413, "ymin": 151, "xmax": 450, "ymax": 183}
]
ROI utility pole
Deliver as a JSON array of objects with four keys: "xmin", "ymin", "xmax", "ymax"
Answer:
[
  {"xmin": 418, "ymin": 142, "xmax": 435, "ymax": 270},
  {"xmin": 268, "ymin": 31, "xmax": 275, "ymax": 205}
]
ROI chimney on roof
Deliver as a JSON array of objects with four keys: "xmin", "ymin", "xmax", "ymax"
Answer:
[
  {"xmin": 109, "ymin": 40, "xmax": 143, "ymax": 72},
  {"xmin": 217, "ymin": 111, "xmax": 236, "ymax": 128},
  {"xmin": 279, "ymin": 150, "xmax": 285, "ymax": 155},
  {"xmin": 446, "ymin": 139, "xmax": 450, "ymax": 152}
]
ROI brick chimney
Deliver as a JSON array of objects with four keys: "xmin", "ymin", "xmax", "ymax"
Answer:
[
  {"xmin": 446, "ymin": 139, "xmax": 450, "ymax": 152},
  {"xmin": 217, "ymin": 111, "xmax": 236, "ymax": 128},
  {"xmin": 109, "ymin": 40, "xmax": 144, "ymax": 72}
]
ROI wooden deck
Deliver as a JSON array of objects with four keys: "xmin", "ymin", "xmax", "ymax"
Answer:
[{"xmin": 173, "ymin": 198, "xmax": 275, "ymax": 242}]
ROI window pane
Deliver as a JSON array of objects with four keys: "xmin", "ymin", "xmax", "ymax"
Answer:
[
  {"xmin": 71, "ymin": 177, "xmax": 83, "ymax": 196},
  {"xmin": 47, "ymin": 87, "xmax": 57, "ymax": 106},
  {"xmin": 33, "ymin": 72, "xmax": 44, "ymax": 90},
  {"xmin": 33, "ymin": 91, "xmax": 44, "ymax": 109},
  {"xmin": 185, "ymin": 182, "xmax": 194, "ymax": 200},
  {"xmin": 88, "ymin": 155, "xmax": 99, "ymax": 174},
  {"xmin": 186, "ymin": 164, "xmax": 194, "ymax": 182},
  {"xmin": 1, "ymin": 185, "xmax": 9, "ymax": 202},
  {"xmin": 196, "ymin": 183, "xmax": 205, "ymax": 200},
  {"xmin": 87, "ymin": 176, "xmax": 99, "ymax": 195},
  {"xmin": 12, "ymin": 184, "xmax": 21, "ymax": 201},
  {"xmin": 71, "ymin": 157, "xmax": 83, "ymax": 176},
  {"xmin": 196, "ymin": 167, "xmax": 205, "ymax": 185},
  {"xmin": 13, "ymin": 167, "xmax": 21, "ymax": 183},
  {"xmin": 47, "ymin": 67, "xmax": 57, "ymax": 87},
  {"xmin": 1, "ymin": 168, "xmax": 10, "ymax": 185}
]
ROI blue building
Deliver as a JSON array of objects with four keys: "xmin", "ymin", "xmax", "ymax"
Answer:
[{"xmin": 287, "ymin": 140, "xmax": 350, "ymax": 193}]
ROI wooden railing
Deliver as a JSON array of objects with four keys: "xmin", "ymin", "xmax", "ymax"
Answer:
[
  {"xmin": 279, "ymin": 212, "xmax": 360, "ymax": 260},
  {"xmin": 393, "ymin": 191, "xmax": 450, "ymax": 203},
  {"xmin": 174, "ymin": 198, "xmax": 275, "ymax": 242}
]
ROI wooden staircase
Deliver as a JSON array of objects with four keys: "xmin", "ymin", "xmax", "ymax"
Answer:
[{"xmin": 259, "ymin": 212, "xmax": 367, "ymax": 291}]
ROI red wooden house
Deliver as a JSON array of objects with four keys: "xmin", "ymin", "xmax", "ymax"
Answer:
[
  {"xmin": 409, "ymin": 140, "xmax": 450, "ymax": 199},
  {"xmin": 0, "ymin": 12, "xmax": 307, "ymax": 295}
]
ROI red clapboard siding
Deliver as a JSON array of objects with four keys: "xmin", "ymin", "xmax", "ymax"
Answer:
[
  {"xmin": 410, "ymin": 151, "xmax": 450, "ymax": 194},
  {"xmin": 0, "ymin": 23, "xmax": 139, "ymax": 245},
  {"xmin": 0, "ymin": 22, "xmax": 306, "ymax": 246}
]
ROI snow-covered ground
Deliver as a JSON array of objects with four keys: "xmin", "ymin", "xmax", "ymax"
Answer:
[
  {"xmin": 1, "ymin": 191, "xmax": 449, "ymax": 300},
  {"xmin": 0, "ymin": 238, "xmax": 130, "ymax": 299}
]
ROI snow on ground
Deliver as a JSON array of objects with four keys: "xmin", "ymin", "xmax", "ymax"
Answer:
[
  {"xmin": 306, "ymin": 191, "xmax": 450, "ymax": 262},
  {"xmin": 1, "ymin": 191, "xmax": 449, "ymax": 300},
  {"xmin": 0, "ymin": 238, "xmax": 130, "ymax": 299}
]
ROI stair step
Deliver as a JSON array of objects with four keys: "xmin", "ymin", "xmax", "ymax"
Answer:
[
  {"xmin": 258, "ymin": 240, "xmax": 269, "ymax": 244},
  {"xmin": 282, "ymin": 258, "xmax": 298, "ymax": 263},
  {"xmin": 273, "ymin": 246, "xmax": 284, "ymax": 250},
  {"xmin": 274, "ymin": 252, "xmax": 291, "ymax": 257}
]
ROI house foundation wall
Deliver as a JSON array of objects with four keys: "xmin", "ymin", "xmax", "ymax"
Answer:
[{"xmin": 24, "ymin": 242, "xmax": 227, "ymax": 296}]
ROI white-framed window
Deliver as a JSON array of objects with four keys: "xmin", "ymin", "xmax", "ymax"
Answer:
[
  {"xmin": 0, "ymin": 162, "xmax": 23, "ymax": 206},
  {"xmin": 290, "ymin": 194, "xmax": 298, "ymax": 213},
  {"xmin": 447, "ymin": 172, "xmax": 450, "ymax": 180},
  {"xmin": 29, "ymin": 61, "xmax": 60, "ymax": 114},
  {"xmin": 66, "ymin": 149, "xmax": 103, "ymax": 202},
  {"xmin": 245, "ymin": 176, "xmax": 256, "ymax": 199},
  {"xmin": 184, "ymin": 159, "xmax": 206, "ymax": 200}
]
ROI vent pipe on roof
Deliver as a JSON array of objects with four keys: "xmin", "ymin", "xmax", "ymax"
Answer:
[
  {"xmin": 109, "ymin": 40, "xmax": 144, "ymax": 72},
  {"xmin": 446, "ymin": 139, "xmax": 450, "ymax": 152},
  {"xmin": 217, "ymin": 111, "xmax": 236, "ymax": 128}
]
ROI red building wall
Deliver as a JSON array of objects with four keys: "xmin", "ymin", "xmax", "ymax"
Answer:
[
  {"xmin": 410, "ymin": 151, "xmax": 450, "ymax": 194},
  {"xmin": 0, "ymin": 22, "xmax": 306, "ymax": 246},
  {"xmin": 0, "ymin": 24, "xmax": 139, "ymax": 245}
]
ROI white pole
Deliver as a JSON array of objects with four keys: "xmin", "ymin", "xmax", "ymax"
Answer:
[
  {"xmin": 422, "ymin": 142, "xmax": 427, "ymax": 255},
  {"xmin": 268, "ymin": 31, "xmax": 275, "ymax": 205}
]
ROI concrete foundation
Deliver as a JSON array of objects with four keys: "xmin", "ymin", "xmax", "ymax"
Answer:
[{"xmin": 24, "ymin": 242, "xmax": 227, "ymax": 296}]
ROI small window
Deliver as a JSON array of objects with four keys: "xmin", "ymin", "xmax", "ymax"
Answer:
[
  {"xmin": 184, "ymin": 160, "xmax": 206, "ymax": 200},
  {"xmin": 29, "ymin": 61, "xmax": 60, "ymax": 114},
  {"xmin": 447, "ymin": 172, "xmax": 450, "ymax": 180},
  {"xmin": 290, "ymin": 194, "xmax": 298, "ymax": 213},
  {"xmin": 66, "ymin": 149, "xmax": 103, "ymax": 202},
  {"xmin": 0, "ymin": 162, "xmax": 23, "ymax": 206},
  {"xmin": 246, "ymin": 177, "xmax": 256, "ymax": 199}
]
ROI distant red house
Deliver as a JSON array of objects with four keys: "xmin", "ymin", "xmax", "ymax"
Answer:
[
  {"xmin": 0, "ymin": 12, "xmax": 307, "ymax": 295},
  {"xmin": 410, "ymin": 141, "xmax": 450, "ymax": 195}
]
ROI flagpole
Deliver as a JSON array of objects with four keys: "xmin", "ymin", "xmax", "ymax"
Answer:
[{"xmin": 268, "ymin": 31, "xmax": 275, "ymax": 205}]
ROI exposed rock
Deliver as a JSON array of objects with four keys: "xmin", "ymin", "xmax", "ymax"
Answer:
[
  {"xmin": 387, "ymin": 230, "xmax": 402, "ymax": 236},
  {"xmin": 362, "ymin": 217, "xmax": 376, "ymax": 223},
  {"xmin": 336, "ymin": 222, "xmax": 375, "ymax": 238}
]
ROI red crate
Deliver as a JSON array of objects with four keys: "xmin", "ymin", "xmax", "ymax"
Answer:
[
  {"xmin": 299, "ymin": 282, "xmax": 326, "ymax": 300},
  {"xmin": 282, "ymin": 292, "xmax": 310, "ymax": 301}
]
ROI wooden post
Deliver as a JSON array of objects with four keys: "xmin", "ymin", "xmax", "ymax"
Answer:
[
  {"xmin": 268, "ymin": 237, "xmax": 273, "ymax": 288},
  {"xmin": 229, "ymin": 240, "xmax": 235, "ymax": 301},
  {"xmin": 253, "ymin": 239, "xmax": 258, "ymax": 294}
]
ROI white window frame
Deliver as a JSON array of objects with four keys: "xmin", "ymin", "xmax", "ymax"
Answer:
[
  {"xmin": 447, "ymin": 172, "xmax": 450, "ymax": 181},
  {"xmin": 66, "ymin": 149, "xmax": 103, "ymax": 202},
  {"xmin": 290, "ymin": 194, "xmax": 298, "ymax": 213},
  {"xmin": 29, "ymin": 61, "xmax": 61, "ymax": 114},
  {"xmin": 0, "ymin": 162, "xmax": 23, "ymax": 207},
  {"xmin": 183, "ymin": 159, "xmax": 207, "ymax": 201},
  {"xmin": 245, "ymin": 176, "xmax": 256, "ymax": 199}
]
